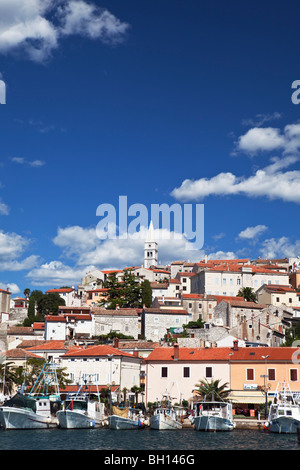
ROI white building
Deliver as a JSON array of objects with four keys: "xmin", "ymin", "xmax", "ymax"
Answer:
[
  {"xmin": 45, "ymin": 313, "xmax": 93, "ymax": 341},
  {"xmin": 46, "ymin": 288, "xmax": 81, "ymax": 307},
  {"xmin": 59, "ymin": 344, "xmax": 142, "ymax": 391},
  {"xmin": 141, "ymin": 307, "xmax": 190, "ymax": 342},
  {"xmin": 190, "ymin": 264, "xmax": 289, "ymax": 297}
]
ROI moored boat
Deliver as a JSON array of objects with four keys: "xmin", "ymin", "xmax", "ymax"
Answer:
[
  {"xmin": 150, "ymin": 405, "xmax": 183, "ymax": 430},
  {"xmin": 57, "ymin": 378, "xmax": 105, "ymax": 429},
  {"xmin": 108, "ymin": 406, "xmax": 146, "ymax": 430},
  {"xmin": 0, "ymin": 362, "xmax": 61, "ymax": 430},
  {"xmin": 193, "ymin": 401, "xmax": 234, "ymax": 431},
  {"xmin": 266, "ymin": 382, "xmax": 300, "ymax": 434}
]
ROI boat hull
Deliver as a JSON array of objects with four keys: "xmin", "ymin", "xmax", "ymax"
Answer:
[
  {"xmin": 150, "ymin": 413, "xmax": 182, "ymax": 430},
  {"xmin": 194, "ymin": 416, "xmax": 234, "ymax": 432},
  {"xmin": 57, "ymin": 410, "xmax": 96, "ymax": 429},
  {"xmin": 0, "ymin": 406, "xmax": 57, "ymax": 430},
  {"xmin": 269, "ymin": 416, "xmax": 300, "ymax": 434},
  {"xmin": 109, "ymin": 415, "xmax": 144, "ymax": 430}
]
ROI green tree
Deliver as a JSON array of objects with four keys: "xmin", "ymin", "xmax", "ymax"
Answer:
[
  {"xmin": 0, "ymin": 359, "xmax": 18, "ymax": 395},
  {"xmin": 194, "ymin": 378, "xmax": 230, "ymax": 402},
  {"xmin": 141, "ymin": 279, "xmax": 152, "ymax": 307},
  {"xmin": 100, "ymin": 272, "xmax": 124, "ymax": 309},
  {"xmin": 131, "ymin": 385, "xmax": 143, "ymax": 406},
  {"xmin": 237, "ymin": 287, "xmax": 257, "ymax": 302},
  {"xmin": 23, "ymin": 290, "xmax": 44, "ymax": 326},
  {"xmin": 23, "ymin": 288, "xmax": 30, "ymax": 298},
  {"xmin": 122, "ymin": 271, "xmax": 142, "ymax": 308},
  {"xmin": 36, "ymin": 292, "xmax": 65, "ymax": 317}
]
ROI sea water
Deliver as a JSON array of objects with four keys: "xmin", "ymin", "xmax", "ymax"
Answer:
[{"xmin": 0, "ymin": 427, "xmax": 298, "ymax": 451}]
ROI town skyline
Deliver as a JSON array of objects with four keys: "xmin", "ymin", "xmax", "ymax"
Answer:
[{"xmin": 1, "ymin": 1, "xmax": 300, "ymax": 295}]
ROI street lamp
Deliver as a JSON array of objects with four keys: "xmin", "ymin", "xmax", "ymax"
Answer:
[{"xmin": 261, "ymin": 355, "xmax": 270, "ymax": 419}]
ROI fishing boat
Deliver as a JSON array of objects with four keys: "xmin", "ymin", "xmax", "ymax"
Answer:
[
  {"xmin": 108, "ymin": 406, "xmax": 146, "ymax": 430},
  {"xmin": 57, "ymin": 377, "xmax": 105, "ymax": 429},
  {"xmin": 150, "ymin": 405, "xmax": 183, "ymax": 430},
  {"xmin": 193, "ymin": 401, "xmax": 234, "ymax": 431},
  {"xmin": 266, "ymin": 382, "xmax": 300, "ymax": 434},
  {"xmin": 0, "ymin": 362, "xmax": 61, "ymax": 430}
]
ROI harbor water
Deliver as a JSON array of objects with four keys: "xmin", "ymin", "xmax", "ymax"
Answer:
[{"xmin": 0, "ymin": 427, "xmax": 298, "ymax": 451}]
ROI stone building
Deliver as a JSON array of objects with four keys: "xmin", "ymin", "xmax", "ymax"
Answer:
[{"xmin": 92, "ymin": 308, "xmax": 141, "ymax": 339}]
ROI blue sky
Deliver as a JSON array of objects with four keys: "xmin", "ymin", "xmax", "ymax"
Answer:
[{"xmin": 1, "ymin": 0, "xmax": 300, "ymax": 295}]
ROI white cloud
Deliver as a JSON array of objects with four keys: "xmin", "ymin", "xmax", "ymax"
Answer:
[
  {"xmin": 0, "ymin": 230, "xmax": 40, "ymax": 271},
  {"xmin": 259, "ymin": 237, "xmax": 300, "ymax": 259},
  {"xmin": 0, "ymin": 282, "xmax": 20, "ymax": 294},
  {"xmin": 238, "ymin": 225, "xmax": 268, "ymax": 240},
  {"xmin": 235, "ymin": 122, "xmax": 300, "ymax": 155},
  {"xmin": 171, "ymin": 156, "xmax": 300, "ymax": 203},
  {"xmin": 0, "ymin": 0, "xmax": 129, "ymax": 62},
  {"xmin": 242, "ymin": 112, "xmax": 282, "ymax": 127},
  {"xmin": 26, "ymin": 260, "xmax": 93, "ymax": 286},
  {"xmin": 11, "ymin": 157, "xmax": 46, "ymax": 167},
  {"xmin": 0, "ymin": 201, "xmax": 9, "ymax": 215}
]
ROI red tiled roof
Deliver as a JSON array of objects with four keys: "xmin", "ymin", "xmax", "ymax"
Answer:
[
  {"xmin": 46, "ymin": 288, "xmax": 74, "ymax": 293},
  {"xmin": 92, "ymin": 308, "xmax": 139, "ymax": 316},
  {"xmin": 182, "ymin": 294, "xmax": 245, "ymax": 304},
  {"xmin": 46, "ymin": 314, "xmax": 92, "ymax": 322},
  {"xmin": 62, "ymin": 344, "xmax": 138, "ymax": 358},
  {"xmin": 262, "ymin": 284, "xmax": 296, "ymax": 293},
  {"xmin": 145, "ymin": 345, "xmax": 300, "ymax": 362},
  {"xmin": 144, "ymin": 308, "xmax": 188, "ymax": 315},
  {"xmin": 61, "ymin": 384, "xmax": 119, "ymax": 393},
  {"xmin": 0, "ymin": 288, "xmax": 10, "ymax": 294},
  {"xmin": 25, "ymin": 340, "xmax": 70, "ymax": 351},
  {"xmin": 5, "ymin": 348, "xmax": 43, "ymax": 359}
]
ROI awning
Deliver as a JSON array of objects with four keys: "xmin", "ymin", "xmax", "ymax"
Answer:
[{"xmin": 229, "ymin": 390, "xmax": 266, "ymax": 404}]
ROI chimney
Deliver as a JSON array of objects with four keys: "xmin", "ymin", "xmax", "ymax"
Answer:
[
  {"xmin": 233, "ymin": 340, "xmax": 238, "ymax": 351},
  {"xmin": 113, "ymin": 337, "xmax": 119, "ymax": 349},
  {"xmin": 133, "ymin": 348, "xmax": 139, "ymax": 357},
  {"xmin": 173, "ymin": 343, "xmax": 179, "ymax": 361}
]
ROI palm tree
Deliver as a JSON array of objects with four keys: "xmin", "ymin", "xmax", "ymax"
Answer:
[
  {"xmin": 194, "ymin": 378, "xmax": 230, "ymax": 402},
  {"xmin": 237, "ymin": 287, "xmax": 257, "ymax": 302},
  {"xmin": 0, "ymin": 361, "xmax": 18, "ymax": 395},
  {"xmin": 131, "ymin": 385, "xmax": 143, "ymax": 406}
]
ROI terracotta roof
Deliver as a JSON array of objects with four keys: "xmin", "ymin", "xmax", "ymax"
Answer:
[
  {"xmin": 5, "ymin": 348, "xmax": 43, "ymax": 359},
  {"xmin": 61, "ymin": 344, "xmax": 138, "ymax": 359},
  {"xmin": 182, "ymin": 294, "xmax": 245, "ymax": 304},
  {"xmin": 171, "ymin": 261, "xmax": 185, "ymax": 265},
  {"xmin": 7, "ymin": 326, "xmax": 34, "ymax": 335},
  {"xmin": 46, "ymin": 288, "xmax": 74, "ymax": 293},
  {"xmin": 145, "ymin": 345, "xmax": 300, "ymax": 362},
  {"xmin": 150, "ymin": 283, "xmax": 168, "ymax": 289},
  {"xmin": 46, "ymin": 314, "xmax": 92, "ymax": 322},
  {"xmin": 221, "ymin": 299, "xmax": 265, "ymax": 309},
  {"xmin": 0, "ymin": 288, "xmax": 10, "ymax": 294},
  {"xmin": 117, "ymin": 341, "xmax": 160, "ymax": 350},
  {"xmin": 92, "ymin": 308, "xmax": 139, "ymax": 316},
  {"xmin": 61, "ymin": 384, "xmax": 119, "ymax": 393},
  {"xmin": 176, "ymin": 272, "xmax": 195, "ymax": 277},
  {"xmin": 25, "ymin": 340, "xmax": 70, "ymax": 351},
  {"xmin": 144, "ymin": 308, "xmax": 188, "ymax": 315},
  {"xmin": 169, "ymin": 279, "xmax": 181, "ymax": 284},
  {"xmin": 262, "ymin": 284, "xmax": 296, "ymax": 293}
]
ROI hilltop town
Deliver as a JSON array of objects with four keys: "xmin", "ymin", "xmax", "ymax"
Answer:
[{"xmin": 1, "ymin": 228, "xmax": 300, "ymax": 415}]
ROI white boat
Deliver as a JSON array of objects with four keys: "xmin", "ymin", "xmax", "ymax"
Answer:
[
  {"xmin": 193, "ymin": 401, "xmax": 234, "ymax": 431},
  {"xmin": 109, "ymin": 406, "xmax": 146, "ymax": 430},
  {"xmin": 0, "ymin": 363, "xmax": 61, "ymax": 430},
  {"xmin": 57, "ymin": 378, "xmax": 105, "ymax": 429},
  {"xmin": 266, "ymin": 382, "xmax": 300, "ymax": 434},
  {"xmin": 150, "ymin": 406, "xmax": 183, "ymax": 430}
]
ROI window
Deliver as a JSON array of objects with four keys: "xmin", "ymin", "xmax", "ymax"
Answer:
[
  {"xmin": 290, "ymin": 369, "xmax": 298, "ymax": 381},
  {"xmin": 237, "ymin": 278, "xmax": 241, "ymax": 285},
  {"xmin": 276, "ymin": 297, "xmax": 280, "ymax": 302},
  {"xmin": 189, "ymin": 303, "xmax": 192, "ymax": 309},
  {"xmin": 223, "ymin": 278, "xmax": 226, "ymax": 285},
  {"xmin": 247, "ymin": 369, "xmax": 254, "ymax": 380},
  {"xmin": 198, "ymin": 303, "xmax": 202, "ymax": 309},
  {"xmin": 182, "ymin": 278, "xmax": 187, "ymax": 283},
  {"xmin": 268, "ymin": 369, "xmax": 276, "ymax": 381},
  {"xmin": 183, "ymin": 367, "xmax": 190, "ymax": 378},
  {"xmin": 161, "ymin": 367, "xmax": 168, "ymax": 378},
  {"xmin": 205, "ymin": 367, "xmax": 212, "ymax": 378},
  {"xmin": 289, "ymin": 298, "xmax": 293, "ymax": 303}
]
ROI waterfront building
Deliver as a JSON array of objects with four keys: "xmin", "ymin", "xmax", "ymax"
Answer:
[
  {"xmin": 144, "ymin": 342, "xmax": 300, "ymax": 411},
  {"xmin": 59, "ymin": 343, "xmax": 142, "ymax": 395},
  {"xmin": 45, "ymin": 313, "xmax": 93, "ymax": 341}
]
